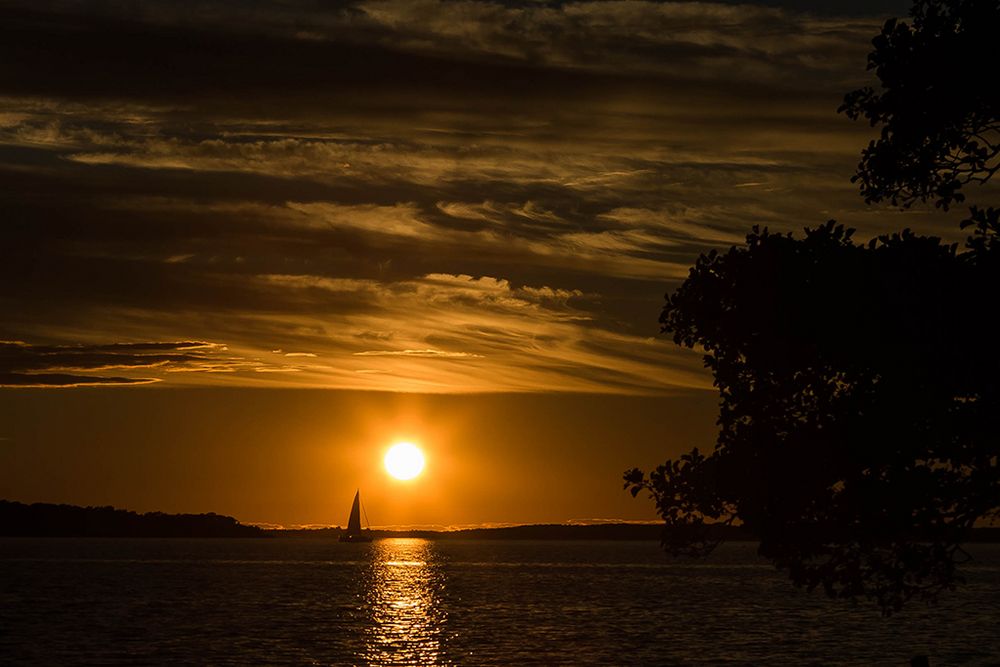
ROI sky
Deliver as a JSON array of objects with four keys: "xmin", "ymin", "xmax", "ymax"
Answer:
[{"xmin": 0, "ymin": 0, "xmax": 960, "ymax": 527}]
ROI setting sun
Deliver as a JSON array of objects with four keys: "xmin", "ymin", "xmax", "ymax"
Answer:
[{"xmin": 384, "ymin": 442, "xmax": 426, "ymax": 480}]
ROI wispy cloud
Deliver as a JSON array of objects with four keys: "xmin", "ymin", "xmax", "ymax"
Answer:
[
  {"xmin": 0, "ymin": 0, "xmax": 940, "ymax": 394},
  {"xmin": 0, "ymin": 340, "xmax": 259, "ymax": 387},
  {"xmin": 354, "ymin": 349, "xmax": 484, "ymax": 359}
]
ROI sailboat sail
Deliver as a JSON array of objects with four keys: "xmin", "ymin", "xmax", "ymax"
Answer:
[
  {"xmin": 346, "ymin": 490, "xmax": 362, "ymax": 534},
  {"xmin": 340, "ymin": 489, "xmax": 373, "ymax": 542}
]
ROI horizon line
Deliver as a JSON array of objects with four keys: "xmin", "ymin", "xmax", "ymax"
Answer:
[{"xmin": 251, "ymin": 518, "xmax": 664, "ymax": 531}]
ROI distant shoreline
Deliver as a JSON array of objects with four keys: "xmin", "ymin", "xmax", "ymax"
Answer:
[
  {"xmin": 0, "ymin": 499, "xmax": 686, "ymax": 540},
  {"xmin": 0, "ymin": 500, "xmax": 265, "ymax": 538},
  {"xmin": 266, "ymin": 523, "xmax": 749, "ymax": 541},
  {"xmin": 268, "ymin": 524, "xmax": 1000, "ymax": 542},
  {"xmin": 4, "ymin": 500, "xmax": 999, "ymax": 542}
]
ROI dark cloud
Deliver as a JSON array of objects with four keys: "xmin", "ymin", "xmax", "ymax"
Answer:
[
  {"xmin": 711, "ymin": 0, "xmax": 909, "ymax": 15},
  {"xmin": 0, "ymin": 340, "xmax": 250, "ymax": 387},
  {"xmin": 0, "ymin": 0, "xmax": 961, "ymax": 393},
  {"xmin": 0, "ymin": 373, "xmax": 156, "ymax": 388},
  {"xmin": 0, "ymin": 0, "xmax": 883, "ymax": 119}
]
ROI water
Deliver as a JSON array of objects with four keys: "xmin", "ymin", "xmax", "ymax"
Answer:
[{"xmin": 2, "ymin": 538, "xmax": 998, "ymax": 665}]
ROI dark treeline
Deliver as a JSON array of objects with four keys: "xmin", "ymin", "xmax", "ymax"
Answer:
[{"xmin": 0, "ymin": 500, "xmax": 265, "ymax": 537}]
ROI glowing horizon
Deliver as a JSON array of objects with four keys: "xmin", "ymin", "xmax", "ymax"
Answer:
[{"xmin": 0, "ymin": 388, "xmax": 719, "ymax": 527}]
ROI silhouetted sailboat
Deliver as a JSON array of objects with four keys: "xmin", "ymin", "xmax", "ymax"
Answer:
[{"xmin": 339, "ymin": 489, "xmax": 373, "ymax": 543}]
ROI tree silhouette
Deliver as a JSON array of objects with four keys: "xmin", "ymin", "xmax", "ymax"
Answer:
[
  {"xmin": 628, "ymin": 0, "xmax": 1000, "ymax": 615},
  {"xmin": 839, "ymin": 0, "xmax": 999, "ymax": 211},
  {"xmin": 626, "ymin": 221, "xmax": 1000, "ymax": 613}
]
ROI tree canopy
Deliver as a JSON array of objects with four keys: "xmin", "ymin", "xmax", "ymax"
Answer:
[
  {"xmin": 626, "ymin": 222, "xmax": 1000, "ymax": 613},
  {"xmin": 628, "ymin": 0, "xmax": 1000, "ymax": 615},
  {"xmin": 839, "ymin": 0, "xmax": 1000, "ymax": 210}
]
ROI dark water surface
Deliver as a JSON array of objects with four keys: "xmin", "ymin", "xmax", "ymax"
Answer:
[{"xmin": 2, "ymin": 538, "xmax": 998, "ymax": 665}]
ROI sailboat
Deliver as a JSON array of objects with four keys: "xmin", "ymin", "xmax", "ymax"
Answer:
[{"xmin": 339, "ymin": 489, "xmax": 374, "ymax": 542}]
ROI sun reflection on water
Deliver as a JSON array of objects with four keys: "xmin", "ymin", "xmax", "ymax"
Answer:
[{"xmin": 361, "ymin": 538, "xmax": 448, "ymax": 666}]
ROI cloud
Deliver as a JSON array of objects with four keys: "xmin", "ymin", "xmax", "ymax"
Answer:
[
  {"xmin": 220, "ymin": 271, "xmax": 710, "ymax": 393},
  {"xmin": 0, "ymin": 340, "xmax": 252, "ymax": 387},
  {"xmin": 0, "ymin": 0, "xmax": 948, "ymax": 395},
  {"xmin": 0, "ymin": 372, "xmax": 158, "ymax": 388},
  {"xmin": 354, "ymin": 349, "xmax": 484, "ymax": 358},
  {"xmin": 1, "ymin": 268, "xmax": 706, "ymax": 394},
  {"xmin": 0, "ymin": 1, "xmax": 885, "ymax": 87}
]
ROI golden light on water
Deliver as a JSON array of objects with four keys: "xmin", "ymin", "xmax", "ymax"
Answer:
[
  {"xmin": 384, "ymin": 442, "xmax": 426, "ymax": 480},
  {"xmin": 363, "ymin": 538, "xmax": 445, "ymax": 665}
]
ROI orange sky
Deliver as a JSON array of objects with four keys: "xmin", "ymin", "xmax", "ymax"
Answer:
[{"xmin": 0, "ymin": 388, "xmax": 718, "ymax": 527}]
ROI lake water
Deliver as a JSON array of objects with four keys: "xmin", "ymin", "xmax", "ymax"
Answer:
[{"xmin": 2, "ymin": 538, "xmax": 998, "ymax": 665}]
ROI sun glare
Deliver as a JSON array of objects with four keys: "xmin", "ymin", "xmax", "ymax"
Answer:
[{"xmin": 384, "ymin": 442, "xmax": 426, "ymax": 480}]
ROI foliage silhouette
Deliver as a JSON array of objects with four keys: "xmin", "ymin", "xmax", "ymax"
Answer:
[
  {"xmin": 839, "ymin": 0, "xmax": 1000, "ymax": 211},
  {"xmin": 629, "ymin": 0, "xmax": 1000, "ymax": 616},
  {"xmin": 627, "ymin": 221, "xmax": 1000, "ymax": 613}
]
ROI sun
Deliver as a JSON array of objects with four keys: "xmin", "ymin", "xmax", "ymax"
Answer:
[{"xmin": 384, "ymin": 442, "xmax": 425, "ymax": 480}]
